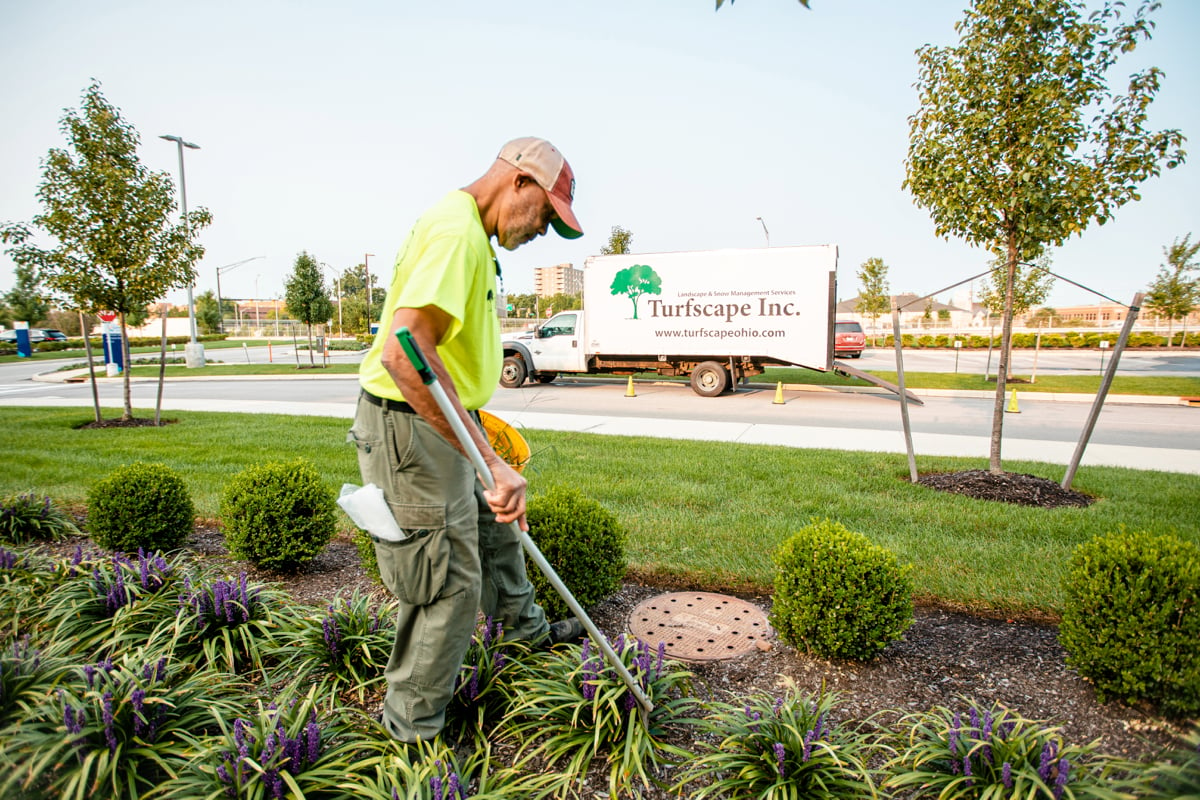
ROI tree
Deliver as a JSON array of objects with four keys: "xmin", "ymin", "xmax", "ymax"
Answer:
[
  {"xmin": 599, "ymin": 225, "xmax": 633, "ymax": 255},
  {"xmin": 338, "ymin": 261, "xmax": 382, "ymax": 335},
  {"xmin": 195, "ymin": 290, "xmax": 222, "ymax": 335},
  {"xmin": 0, "ymin": 82, "xmax": 211, "ymax": 422},
  {"xmin": 4, "ymin": 263, "xmax": 50, "ymax": 325},
  {"xmin": 980, "ymin": 254, "xmax": 1055, "ymax": 317},
  {"xmin": 1145, "ymin": 234, "xmax": 1200, "ymax": 347},
  {"xmin": 609, "ymin": 264, "xmax": 662, "ymax": 320},
  {"xmin": 904, "ymin": 0, "xmax": 1185, "ymax": 474},
  {"xmin": 285, "ymin": 251, "xmax": 334, "ymax": 365},
  {"xmin": 856, "ymin": 257, "xmax": 890, "ymax": 343}
]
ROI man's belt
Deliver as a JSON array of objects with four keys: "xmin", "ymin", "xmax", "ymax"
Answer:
[{"xmin": 360, "ymin": 390, "xmax": 417, "ymax": 414}]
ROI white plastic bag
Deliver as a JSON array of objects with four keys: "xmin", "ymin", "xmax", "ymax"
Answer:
[{"xmin": 337, "ymin": 483, "xmax": 407, "ymax": 542}]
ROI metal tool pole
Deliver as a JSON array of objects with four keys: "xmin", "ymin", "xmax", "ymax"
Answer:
[{"xmin": 394, "ymin": 327, "xmax": 653, "ymax": 720}]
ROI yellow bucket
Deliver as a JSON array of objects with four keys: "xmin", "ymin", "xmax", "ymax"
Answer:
[{"xmin": 479, "ymin": 410, "xmax": 530, "ymax": 473}]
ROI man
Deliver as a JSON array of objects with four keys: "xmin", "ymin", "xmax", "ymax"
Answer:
[{"xmin": 350, "ymin": 137, "xmax": 584, "ymax": 743}]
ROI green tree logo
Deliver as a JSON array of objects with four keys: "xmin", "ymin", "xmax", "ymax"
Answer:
[{"xmin": 609, "ymin": 264, "xmax": 662, "ymax": 319}]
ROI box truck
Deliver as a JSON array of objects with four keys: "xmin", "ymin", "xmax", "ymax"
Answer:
[{"xmin": 500, "ymin": 246, "xmax": 837, "ymax": 397}]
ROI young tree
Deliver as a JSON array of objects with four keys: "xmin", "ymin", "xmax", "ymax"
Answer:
[
  {"xmin": 195, "ymin": 290, "xmax": 222, "ymax": 335},
  {"xmin": 0, "ymin": 82, "xmax": 211, "ymax": 422},
  {"xmin": 1145, "ymin": 234, "xmax": 1200, "ymax": 347},
  {"xmin": 4, "ymin": 263, "xmax": 50, "ymax": 325},
  {"xmin": 980, "ymin": 255, "xmax": 1055, "ymax": 318},
  {"xmin": 285, "ymin": 251, "xmax": 334, "ymax": 365},
  {"xmin": 599, "ymin": 225, "xmax": 634, "ymax": 255},
  {"xmin": 904, "ymin": 0, "xmax": 1185, "ymax": 474},
  {"xmin": 856, "ymin": 257, "xmax": 890, "ymax": 344}
]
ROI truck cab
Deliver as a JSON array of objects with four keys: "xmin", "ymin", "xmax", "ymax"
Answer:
[{"xmin": 500, "ymin": 312, "xmax": 586, "ymax": 387}]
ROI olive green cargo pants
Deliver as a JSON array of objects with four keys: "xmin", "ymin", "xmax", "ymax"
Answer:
[{"xmin": 349, "ymin": 394, "xmax": 548, "ymax": 742}]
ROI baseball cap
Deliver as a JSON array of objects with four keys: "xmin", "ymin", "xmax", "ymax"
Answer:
[{"xmin": 497, "ymin": 137, "xmax": 583, "ymax": 240}]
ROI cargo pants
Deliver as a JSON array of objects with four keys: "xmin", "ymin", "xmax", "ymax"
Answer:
[{"xmin": 349, "ymin": 393, "xmax": 548, "ymax": 742}]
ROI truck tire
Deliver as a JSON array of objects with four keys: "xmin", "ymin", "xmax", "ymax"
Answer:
[
  {"xmin": 690, "ymin": 361, "xmax": 729, "ymax": 397},
  {"xmin": 535, "ymin": 373, "xmax": 557, "ymax": 384},
  {"xmin": 500, "ymin": 356, "xmax": 527, "ymax": 389}
]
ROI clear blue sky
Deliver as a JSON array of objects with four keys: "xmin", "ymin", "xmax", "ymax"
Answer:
[{"xmin": 2, "ymin": 0, "xmax": 1196, "ymax": 311}]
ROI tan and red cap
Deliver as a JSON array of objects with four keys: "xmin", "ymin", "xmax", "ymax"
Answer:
[{"xmin": 497, "ymin": 137, "xmax": 583, "ymax": 240}]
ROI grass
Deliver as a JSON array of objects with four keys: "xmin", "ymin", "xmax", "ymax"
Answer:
[{"xmin": 2, "ymin": 405, "xmax": 1196, "ymax": 617}]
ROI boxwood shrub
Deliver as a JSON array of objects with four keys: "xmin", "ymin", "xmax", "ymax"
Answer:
[
  {"xmin": 770, "ymin": 518, "xmax": 913, "ymax": 661},
  {"xmin": 220, "ymin": 459, "xmax": 337, "ymax": 571},
  {"xmin": 1060, "ymin": 528, "xmax": 1200, "ymax": 718},
  {"xmin": 525, "ymin": 485, "xmax": 626, "ymax": 621},
  {"xmin": 86, "ymin": 462, "xmax": 194, "ymax": 552}
]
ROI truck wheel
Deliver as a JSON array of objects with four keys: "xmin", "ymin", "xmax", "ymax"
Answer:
[
  {"xmin": 690, "ymin": 361, "xmax": 729, "ymax": 397},
  {"xmin": 500, "ymin": 356, "xmax": 527, "ymax": 389},
  {"xmin": 535, "ymin": 373, "xmax": 557, "ymax": 384}
]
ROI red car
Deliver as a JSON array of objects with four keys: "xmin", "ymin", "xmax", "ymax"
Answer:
[{"xmin": 834, "ymin": 320, "xmax": 865, "ymax": 358}]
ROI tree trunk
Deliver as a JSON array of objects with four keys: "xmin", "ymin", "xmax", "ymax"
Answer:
[
  {"xmin": 307, "ymin": 324, "xmax": 315, "ymax": 367},
  {"xmin": 80, "ymin": 310, "xmax": 102, "ymax": 423},
  {"xmin": 988, "ymin": 238, "xmax": 1019, "ymax": 474},
  {"xmin": 119, "ymin": 313, "xmax": 133, "ymax": 421}
]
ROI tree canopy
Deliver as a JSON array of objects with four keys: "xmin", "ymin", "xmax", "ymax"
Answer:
[
  {"xmin": 599, "ymin": 225, "xmax": 634, "ymax": 256},
  {"xmin": 904, "ymin": 0, "xmax": 1185, "ymax": 473},
  {"xmin": 3, "ymin": 263, "xmax": 49, "ymax": 325}
]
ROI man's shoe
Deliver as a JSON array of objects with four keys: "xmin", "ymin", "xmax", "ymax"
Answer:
[{"xmin": 546, "ymin": 617, "xmax": 585, "ymax": 646}]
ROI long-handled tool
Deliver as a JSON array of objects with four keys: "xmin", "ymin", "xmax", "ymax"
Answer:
[{"xmin": 395, "ymin": 327, "xmax": 654, "ymax": 721}]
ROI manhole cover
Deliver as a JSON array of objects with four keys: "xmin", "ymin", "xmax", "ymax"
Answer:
[{"xmin": 628, "ymin": 592, "xmax": 772, "ymax": 662}]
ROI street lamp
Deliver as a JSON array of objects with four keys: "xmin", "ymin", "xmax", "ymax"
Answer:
[
  {"xmin": 215, "ymin": 256, "xmax": 265, "ymax": 334},
  {"xmin": 160, "ymin": 134, "xmax": 203, "ymax": 367},
  {"xmin": 320, "ymin": 262, "xmax": 343, "ymax": 338},
  {"xmin": 756, "ymin": 216, "xmax": 770, "ymax": 248},
  {"xmin": 364, "ymin": 253, "xmax": 376, "ymax": 335}
]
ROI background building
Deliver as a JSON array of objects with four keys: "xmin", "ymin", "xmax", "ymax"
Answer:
[{"xmin": 534, "ymin": 263, "xmax": 582, "ymax": 298}]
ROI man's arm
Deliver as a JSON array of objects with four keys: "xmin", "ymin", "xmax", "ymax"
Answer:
[{"xmin": 379, "ymin": 304, "xmax": 528, "ymax": 529}]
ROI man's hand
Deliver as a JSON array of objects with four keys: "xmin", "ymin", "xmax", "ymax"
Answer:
[{"xmin": 484, "ymin": 457, "xmax": 528, "ymax": 530}]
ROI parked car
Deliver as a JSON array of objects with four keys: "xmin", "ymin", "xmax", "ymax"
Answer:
[
  {"xmin": 834, "ymin": 320, "xmax": 866, "ymax": 358},
  {"xmin": 0, "ymin": 328, "xmax": 67, "ymax": 344}
]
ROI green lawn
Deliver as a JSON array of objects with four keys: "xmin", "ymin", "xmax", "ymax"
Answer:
[{"xmin": 2, "ymin": 406, "xmax": 1195, "ymax": 618}]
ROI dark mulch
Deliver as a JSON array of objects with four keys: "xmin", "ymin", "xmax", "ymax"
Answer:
[
  {"xmin": 918, "ymin": 469, "xmax": 1094, "ymax": 508},
  {"xmin": 74, "ymin": 416, "xmax": 179, "ymax": 430}
]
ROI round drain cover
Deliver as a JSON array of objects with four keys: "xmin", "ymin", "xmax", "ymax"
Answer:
[{"xmin": 628, "ymin": 592, "xmax": 772, "ymax": 662}]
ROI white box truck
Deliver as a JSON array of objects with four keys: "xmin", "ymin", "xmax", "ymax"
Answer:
[{"xmin": 500, "ymin": 245, "xmax": 837, "ymax": 396}]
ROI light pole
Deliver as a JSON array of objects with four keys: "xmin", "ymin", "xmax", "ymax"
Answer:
[
  {"xmin": 321, "ymin": 262, "xmax": 343, "ymax": 337},
  {"xmin": 215, "ymin": 256, "xmax": 265, "ymax": 334},
  {"xmin": 160, "ymin": 134, "xmax": 203, "ymax": 367},
  {"xmin": 364, "ymin": 253, "xmax": 376, "ymax": 334},
  {"xmin": 756, "ymin": 216, "xmax": 770, "ymax": 248}
]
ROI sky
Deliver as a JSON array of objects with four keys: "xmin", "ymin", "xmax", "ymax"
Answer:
[{"xmin": 1, "ymin": 0, "xmax": 1197, "ymax": 313}]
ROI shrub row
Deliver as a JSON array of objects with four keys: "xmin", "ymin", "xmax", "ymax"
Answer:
[
  {"xmin": 0, "ymin": 540, "xmax": 1196, "ymax": 798},
  {"xmin": 876, "ymin": 331, "xmax": 1200, "ymax": 349}
]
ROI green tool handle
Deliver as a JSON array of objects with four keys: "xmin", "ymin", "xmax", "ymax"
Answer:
[{"xmin": 393, "ymin": 326, "xmax": 654, "ymax": 721}]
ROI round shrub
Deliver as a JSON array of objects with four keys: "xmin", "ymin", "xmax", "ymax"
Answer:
[
  {"xmin": 86, "ymin": 462, "xmax": 194, "ymax": 553},
  {"xmin": 220, "ymin": 459, "xmax": 337, "ymax": 571},
  {"xmin": 1060, "ymin": 528, "xmax": 1200, "ymax": 718},
  {"xmin": 770, "ymin": 518, "xmax": 913, "ymax": 661},
  {"xmin": 525, "ymin": 485, "xmax": 626, "ymax": 621}
]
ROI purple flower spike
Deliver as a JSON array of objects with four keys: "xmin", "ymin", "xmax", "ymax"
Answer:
[
  {"xmin": 1002, "ymin": 762, "xmax": 1013, "ymax": 789},
  {"xmin": 773, "ymin": 742, "xmax": 786, "ymax": 777},
  {"xmin": 1053, "ymin": 757, "xmax": 1070, "ymax": 799}
]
